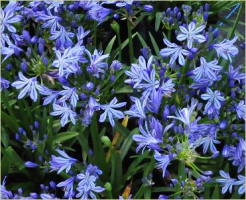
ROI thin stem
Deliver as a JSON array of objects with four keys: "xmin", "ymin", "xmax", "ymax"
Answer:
[
  {"xmin": 93, "ymin": 21, "xmax": 97, "ymax": 47},
  {"xmin": 127, "ymin": 19, "xmax": 134, "ymax": 63},
  {"xmin": 117, "ymin": 32, "xmax": 122, "ymax": 62}
]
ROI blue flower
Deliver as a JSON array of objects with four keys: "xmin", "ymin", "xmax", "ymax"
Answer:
[
  {"xmin": 137, "ymin": 69, "xmax": 159, "ymax": 98},
  {"xmin": 160, "ymin": 39, "xmax": 190, "ymax": 66},
  {"xmin": 125, "ymin": 97, "xmax": 147, "ymax": 119},
  {"xmin": 148, "ymin": 90, "xmax": 162, "ymax": 114},
  {"xmin": 177, "ymin": 22, "xmax": 206, "ymax": 49},
  {"xmin": 76, "ymin": 171, "xmax": 105, "ymax": 199},
  {"xmin": 45, "ymin": 0, "xmax": 64, "ymax": 12},
  {"xmin": 1, "ymin": 2, "xmax": 22, "ymax": 33},
  {"xmin": 49, "ymin": 149, "xmax": 77, "ymax": 174},
  {"xmin": 86, "ymin": 164, "xmax": 102, "ymax": 178},
  {"xmin": 201, "ymin": 88, "xmax": 225, "ymax": 110},
  {"xmin": 57, "ymin": 176, "xmax": 75, "ymax": 199},
  {"xmin": 37, "ymin": 10, "xmax": 61, "ymax": 31},
  {"xmin": 235, "ymin": 100, "xmax": 245, "ymax": 121},
  {"xmin": 193, "ymin": 57, "xmax": 222, "ymax": 81},
  {"xmin": 159, "ymin": 78, "xmax": 175, "ymax": 97},
  {"xmin": 133, "ymin": 55, "xmax": 153, "ymax": 70},
  {"xmin": 216, "ymin": 170, "xmax": 237, "ymax": 194},
  {"xmin": 154, "ymin": 151, "xmax": 172, "ymax": 177},
  {"xmin": 213, "ymin": 35, "xmax": 239, "ymax": 63},
  {"xmin": 125, "ymin": 65, "xmax": 143, "ymax": 88},
  {"xmin": 52, "ymin": 46, "xmax": 83, "ymax": 77},
  {"xmin": 1, "ymin": 76, "xmax": 10, "ymax": 91},
  {"xmin": 58, "ymin": 86, "xmax": 79, "ymax": 107},
  {"xmin": 85, "ymin": 49, "xmax": 109, "ymax": 78},
  {"xmin": 235, "ymin": 175, "xmax": 245, "ymax": 195},
  {"xmin": 50, "ymin": 103, "xmax": 76, "ymax": 127},
  {"xmin": 87, "ymin": 5, "xmax": 111, "ymax": 23},
  {"xmin": 76, "ymin": 26, "xmax": 90, "ymax": 45},
  {"xmin": 1, "ymin": 176, "xmax": 13, "ymax": 199},
  {"xmin": 99, "ymin": 97, "xmax": 126, "ymax": 127},
  {"xmin": 167, "ymin": 99, "xmax": 198, "ymax": 128},
  {"xmin": 49, "ymin": 25, "xmax": 74, "ymax": 47},
  {"xmin": 228, "ymin": 65, "xmax": 245, "ymax": 83},
  {"xmin": 11, "ymin": 72, "xmax": 40, "ymax": 102},
  {"xmin": 36, "ymin": 85, "xmax": 59, "ymax": 105},
  {"xmin": 1, "ymin": 43, "xmax": 23, "ymax": 63}
]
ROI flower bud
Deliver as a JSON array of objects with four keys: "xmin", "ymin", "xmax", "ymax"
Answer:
[
  {"xmin": 104, "ymin": 182, "xmax": 112, "ymax": 191},
  {"xmin": 25, "ymin": 161, "xmax": 39, "ymax": 168},
  {"xmin": 101, "ymin": 136, "xmax": 111, "ymax": 147},
  {"xmin": 143, "ymin": 5, "xmax": 153, "ymax": 12},
  {"xmin": 219, "ymin": 120, "xmax": 227, "ymax": 129}
]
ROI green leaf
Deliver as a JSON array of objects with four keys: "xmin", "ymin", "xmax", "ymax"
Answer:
[
  {"xmin": 1, "ymin": 155, "xmax": 11, "ymax": 177},
  {"xmin": 115, "ymin": 86, "xmax": 134, "ymax": 94},
  {"xmin": 137, "ymin": 32, "xmax": 148, "ymax": 47},
  {"xmin": 105, "ymin": 35, "xmax": 116, "ymax": 55},
  {"xmin": 212, "ymin": 185, "xmax": 220, "ymax": 199},
  {"xmin": 149, "ymin": 32, "xmax": 160, "ymax": 56},
  {"xmin": 155, "ymin": 12, "xmax": 162, "ymax": 32},
  {"xmin": 1, "ymin": 111, "xmax": 19, "ymax": 133},
  {"xmin": 152, "ymin": 187, "xmax": 175, "ymax": 192},
  {"xmin": 52, "ymin": 132, "xmax": 79, "ymax": 145},
  {"xmin": 91, "ymin": 114, "xmax": 109, "ymax": 181}
]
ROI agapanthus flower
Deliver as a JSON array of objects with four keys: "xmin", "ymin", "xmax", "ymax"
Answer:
[
  {"xmin": 76, "ymin": 184, "xmax": 105, "ymax": 199},
  {"xmin": 1, "ymin": 43, "xmax": 23, "ymax": 63},
  {"xmin": 86, "ymin": 164, "xmax": 102, "ymax": 178},
  {"xmin": 52, "ymin": 46, "xmax": 83, "ymax": 77},
  {"xmin": 25, "ymin": 161, "xmax": 39, "ymax": 168},
  {"xmin": 1, "ymin": 176, "xmax": 13, "ymax": 199},
  {"xmin": 49, "ymin": 149, "xmax": 77, "ymax": 174},
  {"xmin": 58, "ymin": 86, "xmax": 79, "ymax": 107},
  {"xmin": 154, "ymin": 151, "xmax": 172, "ymax": 177},
  {"xmin": 193, "ymin": 57, "xmax": 222, "ymax": 81},
  {"xmin": 235, "ymin": 100, "xmax": 245, "ymax": 120},
  {"xmin": 36, "ymin": 85, "xmax": 59, "ymax": 105},
  {"xmin": 45, "ymin": 0, "xmax": 64, "ymax": 12},
  {"xmin": 148, "ymin": 90, "xmax": 162, "ymax": 114},
  {"xmin": 125, "ymin": 97, "xmax": 147, "ymax": 119},
  {"xmin": 87, "ymin": 5, "xmax": 111, "ymax": 23},
  {"xmin": 40, "ymin": 193, "xmax": 58, "ymax": 199},
  {"xmin": 216, "ymin": 170, "xmax": 237, "ymax": 194},
  {"xmin": 159, "ymin": 78, "xmax": 175, "ymax": 97},
  {"xmin": 76, "ymin": 26, "xmax": 90, "ymax": 45},
  {"xmin": 201, "ymin": 88, "xmax": 225, "ymax": 110},
  {"xmin": 57, "ymin": 176, "xmax": 75, "ymax": 199},
  {"xmin": 85, "ymin": 49, "xmax": 109, "ymax": 78},
  {"xmin": 160, "ymin": 39, "xmax": 190, "ymax": 66},
  {"xmin": 213, "ymin": 35, "xmax": 239, "ymax": 62},
  {"xmin": 136, "ymin": 69, "xmax": 160, "ymax": 98},
  {"xmin": 0, "ymin": 2, "xmax": 22, "ymax": 33},
  {"xmin": 37, "ymin": 10, "xmax": 62, "ymax": 31},
  {"xmin": 177, "ymin": 22, "xmax": 206, "ymax": 49},
  {"xmin": 50, "ymin": 25, "xmax": 74, "ymax": 47},
  {"xmin": 1, "ymin": 76, "xmax": 10, "ymax": 91},
  {"xmin": 167, "ymin": 98, "xmax": 198, "ymax": 128},
  {"xmin": 115, "ymin": 0, "xmax": 134, "ymax": 7},
  {"xmin": 235, "ymin": 175, "xmax": 245, "ymax": 195},
  {"xmin": 99, "ymin": 97, "xmax": 126, "ymax": 127},
  {"xmin": 132, "ymin": 55, "xmax": 153, "ymax": 70},
  {"xmin": 11, "ymin": 72, "xmax": 40, "ymax": 102},
  {"xmin": 50, "ymin": 103, "xmax": 76, "ymax": 127},
  {"xmin": 125, "ymin": 65, "xmax": 143, "ymax": 88},
  {"xmin": 227, "ymin": 65, "xmax": 245, "ymax": 83}
]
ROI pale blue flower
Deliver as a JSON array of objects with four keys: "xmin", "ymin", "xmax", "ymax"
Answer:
[
  {"xmin": 154, "ymin": 151, "xmax": 172, "ymax": 177},
  {"xmin": 58, "ymin": 86, "xmax": 78, "ymax": 107},
  {"xmin": 125, "ymin": 97, "xmax": 147, "ymax": 119},
  {"xmin": 216, "ymin": 170, "xmax": 237, "ymax": 194},
  {"xmin": 125, "ymin": 65, "xmax": 143, "ymax": 88},
  {"xmin": 235, "ymin": 175, "xmax": 245, "ymax": 195},
  {"xmin": 1, "ymin": 76, "xmax": 10, "ymax": 91},
  {"xmin": 37, "ymin": 10, "xmax": 61, "ymax": 31},
  {"xmin": 76, "ymin": 26, "xmax": 90, "ymax": 45},
  {"xmin": 167, "ymin": 99, "xmax": 198, "ymax": 128},
  {"xmin": 50, "ymin": 25, "xmax": 74, "ymax": 46},
  {"xmin": 36, "ymin": 85, "xmax": 59, "ymax": 105},
  {"xmin": 49, "ymin": 149, "xmax": 77, "ymax": 174},
  {"xmin": 1, "ymin": 176, "xmax": 13, "ymax": 199},
  {"xmin": 213, "ymin": 35, "xmax": 239, "ymax": 63},
  {"xmin": 193, "ymin": 57, "xmax": 222, "ymax": 81},
  {"xmin": 160, "ymin": 39, "xmax": 189, "ymax": 66},
  {"xmin": 1, "ymin": 2, "xmax": 22, "ymax": 33},
  {"xmin": 85, "ymin": 49, "xmax": 109, "ymax": 78},
  {"xmin": 1, "ymin": 44, "xmax": 22, "ymax": 63},
  {"xmin": 87, "ymin": 5, "xmax": 111, "ymax": 23},
  {"xmin": 45, "ymin": 0, "xmax": 64, "ymax": 12},
  {"xmin": 228, "ymin": 65, "xmax": 245, "ymax": 83},
  {"xmin": 201, "ymin": 88, "xmax": 225, "ymax": 110},
  {"xmin": 11, "ymin": 72, "xmax": 40, "ymax": 102},
  {"xmin": 99, "ymin": 97, "xmax": 126, "ymax": 127},
  {"xmin": 159, "ymin": 79, "xmax": 175, "ymax": 97},
  {"xmin": 177, "ymin": 22, "xmax": 206, "ymax": 49},
  {"xmin": 57, "ymin": 176, "xmax": 75, "ymax": 199},
  {"xmin": 235, "ymin": 100, "xmax": 245, "ymax": 121},
  {"xmin": 50, "ymin": 103, "xmax": 76, "ymax": 127}
]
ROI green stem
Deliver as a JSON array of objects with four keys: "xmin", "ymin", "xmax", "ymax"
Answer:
[
  {"xmin": 117, "ymin": 32, "xmax": 122, "ymax": 62},
  {"xmin": 93, "ymin": 21, "xmax": 97, "ymax": 47},
  {"xmin": 229, "ymin": 3, "xmax": 243, "ymax": 40},
  {"xmin": 127, "ymin": 19, "xmax": 134, "ymax": 63},
  {"xmin": 168, "ymin": 30, "xmax": 171, "ymax": 41}
]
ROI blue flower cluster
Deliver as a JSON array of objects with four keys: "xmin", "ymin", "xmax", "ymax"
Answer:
[{"xmin": 1, "ymin": 1, "xmax": 245, "ymax": 199}]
